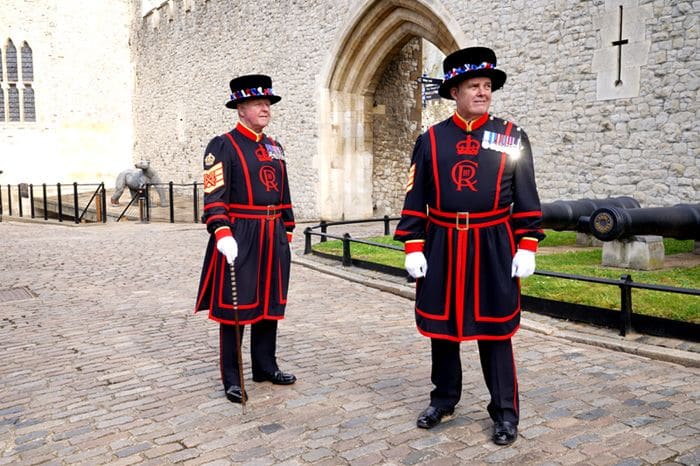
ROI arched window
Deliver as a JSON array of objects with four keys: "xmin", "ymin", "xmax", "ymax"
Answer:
[
  {"xmin": 0, "ymin": 47, "xmax": 4, "ymax": 122},
  {"xmin": 0, "ymin": 88, "xmax": 5, "ymax": 122},
  {"xmin": 23, "ymin": 85, "xmax": 35, "ymax": 121},
  {"xmin": 21, "ymin": 42, "xmax": 33, "ymax": 82},
  {"xmin": 6, "ymin": 40, "xmax": 18, "ymax": 82},
  {"xmin": 8, "ymin": 84, "xmax": 20, "ymax": 122}
]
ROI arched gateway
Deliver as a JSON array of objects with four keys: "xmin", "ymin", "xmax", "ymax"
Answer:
[{"xmin": 317, "ymin": 0, "xmax": 465, "ymax": 220}]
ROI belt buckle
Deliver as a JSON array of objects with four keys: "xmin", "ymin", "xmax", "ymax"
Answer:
[
  {"xmin": 266, "ymin": 205, "xmax": 276, "ymax": 220},
  {"xmin": 455, "ymin": 212, "xmax": 469, "ymax": 231}
]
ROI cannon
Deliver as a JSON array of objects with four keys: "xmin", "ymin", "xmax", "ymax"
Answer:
[
  {"xmin": 585, "ymin": 204, "xmax": 700, "ymax": 241},
  {"xmin": 541, "ymin": 197, "xmax": 640, "ymax": 232}
]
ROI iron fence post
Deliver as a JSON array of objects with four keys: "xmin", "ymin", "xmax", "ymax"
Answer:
[
  {"xmin": 193, "ymin": 182, "xmax": 199, "ymax": 223},
  {"xmin": 304, "ymin": 227, "xmax": 312, "ymax": 254},
  {"xmin": 320, "ymin": 220, "xmax": 327, "ymax": 243},
  {"xmin": 7, "ymin": 185, "xmax": 11, "ymax": 217},
  {"xmin": 0, "ymin": 183, "xmax": 3, "ymax": 220},
  {"xmin": 169, "ymin": 181, "xmax": 174, "ymax": 223},
  {"xmin": 42, "ymin": 184, "xmax": 47, "ymax": 220},
  {"xmin": 101, "ymin": 183, "xmax": 107, "ymax": 223},
  {"xmin": 342, "ymin": 233, "xmax": 352, "ymax": 266},
  {"xmin": 138, "ymin": 188, "xmax": 148, "ymax": 223},
  {"xmin": 73, "ymin": 182, "xmax": 79, "ymax": 224},
  {"xmin": 145, "ymin": 184, "xmax": 151, "ymax": 222},
  {"xmin": 619, "ymin": 274, "xmax": 633, "ymax": 336},
  {"xmin": 29, "ymin": 184, "xmax": 35, "ymax": 218},
  {"xmin": 17, "ymin": 185, "xmax": 23, "ymax": 217},
  {"xmin": 57, "ymin": 183, "xmax": 63, "ymax": 222},
  {"xmin": 384, "ymin": 215, "xmax": 390, "ymax": 235}
]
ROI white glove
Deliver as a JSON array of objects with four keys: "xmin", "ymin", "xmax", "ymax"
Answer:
[
  {"xmin": 511, "ymin": 249, "xmax": 536, "ymax": 278},
  {"xmin": 405, "ymin": 252, "xmax": 428, "ymax": 279},
  {"xmin": 216, "ymin": 236, "xmax": 238, "ymax": 264}
]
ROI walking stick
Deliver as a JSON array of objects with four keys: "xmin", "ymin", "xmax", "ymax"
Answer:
[{"xmin": 229, "ymin": 260, "xmax": 247, "ymax": 414}]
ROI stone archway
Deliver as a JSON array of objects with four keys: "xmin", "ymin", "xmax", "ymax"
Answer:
[{"xmin": 317, "ymin": 0, "xmax": 464, "ymax": 220}]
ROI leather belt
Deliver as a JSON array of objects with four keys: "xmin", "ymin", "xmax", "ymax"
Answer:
[
  {"xmin": 229, "ymin": 204, "xmax": 282, "ymax": 220},
  {"xmin": 428, "ymin": 206, "xmax": 511, "ymax": 230}
]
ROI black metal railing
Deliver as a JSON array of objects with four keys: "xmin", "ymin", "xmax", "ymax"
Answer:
[
  {"xmin": 0, "ymin": 181, "xmax": 203, "ymax": 224},
  {"xmin": 303, "ymin": 218, "xmax": 700, "ymax": 341},
  {"xmin": 0, "ymin": 182, "xmax": 108, "ymax": 223}
]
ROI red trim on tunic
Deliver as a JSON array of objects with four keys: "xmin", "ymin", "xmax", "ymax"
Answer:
[
  {"xmin": 394, "ymin": 229, "xmax": 414, "ymax": 237},
  {"xmin": 225, "ymin": 133, "xmax": 254, "ymax": 204},
  {"xmin": 417, "ymin": 324, "xmax": 520, "ymax": 342},
  {"xmin": 511, "ymin": 210, "xmax": 542, "ymax": 218},
  {"xmin": 492, "ymin": 121, "xmax": 512, "ymax": 210},
  {"xmin": 229, "ymin": 203, "xmax": 293, "ymax": 210},
  {"xmin": 452, "ymin": 112, "xmax": 489, "ymax": 132},
  {"xmin": 204, "ymin": 201, "xmax": 229, "ymax": 211},
  {"xmin": 278, "ymin": 261, "xmax": 287, "ymax": 304},
  {"xmin": 429, "ymin": 126, "xmax": 440, "ymax": 209},
  {"xmin": 235, "ymin": 122, "xmax": 262, "ymax": 142},
  {"xmin": 401, "ymin": 209, "xmax": 428, "ymax": 218},
  {"xmin": 215, "ymin": 228, "xmax": 232, "ymax": 241},
  {"xmin": 511, "ymin": 342, "xmax": 519, "ymax": 415},
  {"xmin": 209, "ymin": 313, "xmax": 283, "ymax": 326},
  {"xmin": 518, "ymin": 237, "xmax": 539, "ymax": 252},
  {"xmin": 405, "ymin": 241, "xmax": 425, "ymax": 254},
  {"xmin": 206, "ymin": 214, "xmax": 229, "ymax": 225},
  {"xmin": 263, "ymin": 219, "xmax": 275, "ymax": 314},
  {"xmin": 455, "ymin": 229, "xmax": 467, "ymax": 338},
  {"xmin": 445, "ymin": 230, "xmax": 453, "ymax": 318}
]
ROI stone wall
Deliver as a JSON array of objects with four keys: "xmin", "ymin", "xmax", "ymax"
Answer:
[
  {"xmin": 130, "ymin": 0, "xmax": 697, "ymax": 220},
  {"xmin": 371, "ymin": 37, "xmax": 422, "ymax": 217},
  {"xmin": 3, "ymin": 0, "xmax": 695, "ymax": 220},
  {"xmin": 0, "ymin": 0, "xmax": 133, "ymax": 185}
]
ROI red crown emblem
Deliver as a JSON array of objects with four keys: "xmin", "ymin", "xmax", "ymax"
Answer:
[
  {"xmin": 456, "ymin": 135, "xmax": 480, "ymax": 156},
  {"xmin": 255, "ymin": 145, "xmax": 271, "ymax": 162}
]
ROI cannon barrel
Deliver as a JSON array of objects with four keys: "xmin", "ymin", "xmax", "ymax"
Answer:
[
  {"xmin": 586, "ymin": 204, "xmax": 700, "ymax": 241},
  {"xmin": 541, "ymin": 197, "xmax": 640, "ymax": 231}
]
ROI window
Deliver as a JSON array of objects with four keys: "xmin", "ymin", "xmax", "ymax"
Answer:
[
  {"xmin": 2, "ymin": 39, "xmax": 36, "ymax": 123},
  {"xmin": 6, "ymin": 40, "xmax": 17, "ymax": 82},
  {"xmin": 8, "ymin": 84, "xmax": 19, "ymax": 121},
  {"xmin": 23, "ymin": 85, "xmax": 35, "ymax": 121},
  {"xmin": 21, "ymin": 43, "xmax": 33, "ymax": 82}
]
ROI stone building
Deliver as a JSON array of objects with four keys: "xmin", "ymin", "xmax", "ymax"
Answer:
[{"xmin": 2, "ymin": 0, "xmax": 698, "ymax": 221}]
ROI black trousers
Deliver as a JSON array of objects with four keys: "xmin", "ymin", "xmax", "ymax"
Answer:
[
  {"xmin": 430, "ymin": 337, "xmax": 519, "ymax": 424},
  {"xmin": 219, "ymin": 319, "xmax": 279, "ymax": 390}
]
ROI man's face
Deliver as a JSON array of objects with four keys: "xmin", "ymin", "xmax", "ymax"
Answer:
[
  {"xmin": 450, "ymin": 77, "xmax": 492, "ymax": 120},
  {"xmin": 237, "ymin": 98, "xmax": 272, "ymax": 132}
]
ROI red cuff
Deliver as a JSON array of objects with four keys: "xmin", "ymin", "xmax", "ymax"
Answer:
[
  {"xmin": 405, "ymin": 240, "xmax": 425, "ymax": 254},
  {"xmin": 287, "ymin": 232, "xmax": 293, "ymax": 243},
  {"xmin": 215, "ymin": 227, "xmax": 233, "ymax": 242},
  {"xmin": 518, "ymin": 237, "xmax": 538, "ymax": 252}
]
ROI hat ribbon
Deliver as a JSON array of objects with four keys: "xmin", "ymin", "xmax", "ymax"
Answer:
[
  {"xmin": 230, "ymin": 87, "xmax": 275, "ymax": 101},
  {"xmin": 444, "ymin": 62, "xmax": 495, "ymax": 81}
]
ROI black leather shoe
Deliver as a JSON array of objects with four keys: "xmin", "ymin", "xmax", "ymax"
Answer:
[
  {"xmin": 252, "ymin": 370, "xmax": 296, "ymax": 385},
  {"xmin": 225, "ymin": 385, "xmax": 248, "ymax": 404},
  {"xmin": 416, "ymin": 406, "xmax": 454, "ymax": 429},
  {"xmin": 493, "ymin": 421, "xmax": 518, "ymax": 445}
]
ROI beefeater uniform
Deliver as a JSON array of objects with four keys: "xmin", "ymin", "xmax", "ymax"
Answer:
[
  {"xmin": 195, "ymin": 121, "xmax": 295, "ymax": 389},
  {"xmin": 394, "ymin": 110, "xmax": 545, "ymax": 423}
]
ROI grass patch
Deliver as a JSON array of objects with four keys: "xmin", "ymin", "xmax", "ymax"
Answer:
[{"xmin": 311, "ymin": 232, "xmax": 700, "ymax": 323}]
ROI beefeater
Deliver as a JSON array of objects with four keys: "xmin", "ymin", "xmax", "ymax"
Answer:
[
  {"xmin": 394, "ymin": 47, "xmax": 545, "ymax": 444},
  {"xmin": 195, "ymin": 74, "xmax": 297, "ymax": 405}
]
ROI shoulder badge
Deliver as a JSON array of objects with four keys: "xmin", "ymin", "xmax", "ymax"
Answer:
[{"xmin": 204, "ymin": 153, "xmax": 216, "ymax": 167}]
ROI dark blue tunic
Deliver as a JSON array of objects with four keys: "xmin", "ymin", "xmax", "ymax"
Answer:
[
  {"xmin": 195, "ymin": 123, "xmax": 295, "ymax": 325},
  {"xmin": 394, "ymin": 113, "xmax": 545, "ymax": 341}
]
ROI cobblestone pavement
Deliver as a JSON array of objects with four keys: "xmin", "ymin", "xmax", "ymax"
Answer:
[{"xmin": 0, "ymin": 221, "xmax": 698, "ymax": 465}]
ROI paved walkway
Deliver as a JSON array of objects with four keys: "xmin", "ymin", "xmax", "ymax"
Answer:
[{"xmin": 0, "ymin": 220, "xmax": 698, "ymax": 465}]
